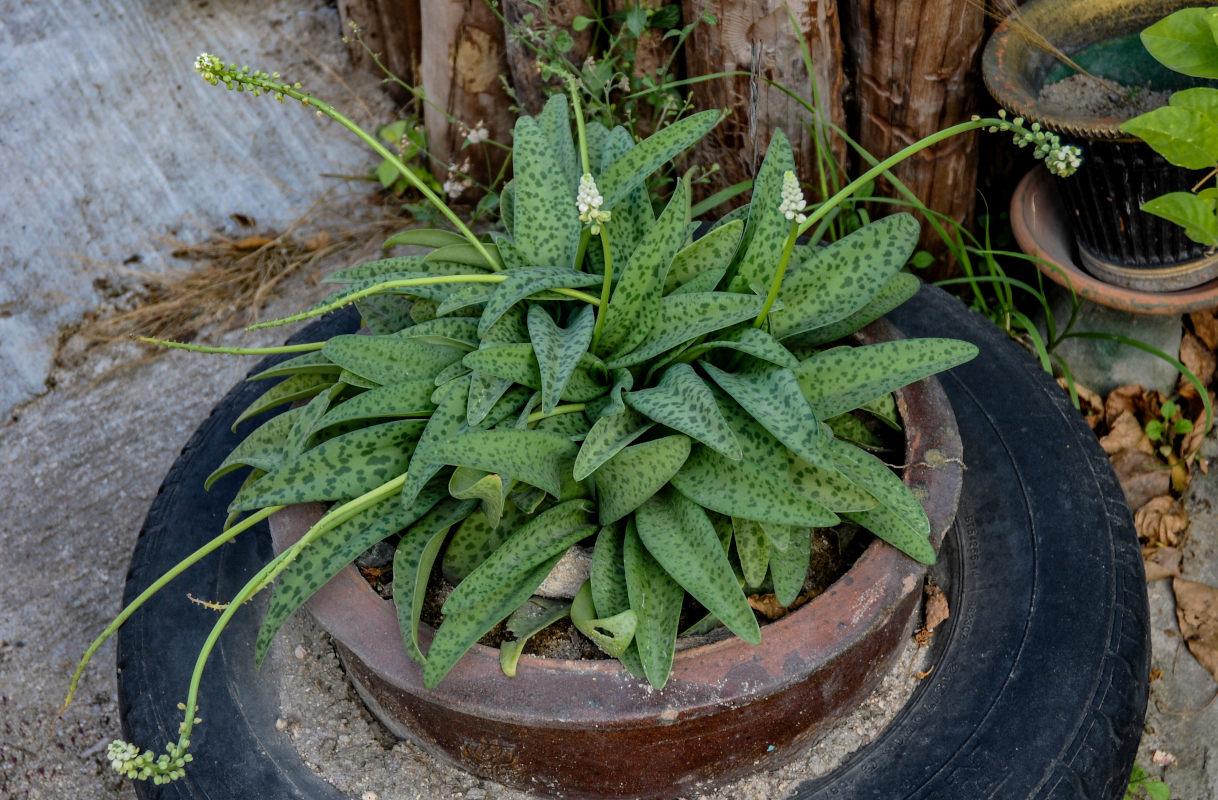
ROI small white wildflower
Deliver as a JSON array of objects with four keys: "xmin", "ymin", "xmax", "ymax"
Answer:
[
  {"xmin": 577, "ymin": 173, "xmax": 612, "ymax": 234},
  {"xmin": 466, "ymin": 120, "xmax": 489, "ymax": 145},
  {"xmin": 779, "ymin": 171, "xmax": 807, "ymax": 225}
]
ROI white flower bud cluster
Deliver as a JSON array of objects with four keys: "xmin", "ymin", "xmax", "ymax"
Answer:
[
  {"xmin": 577, "ymin": 173, "xmax": 612, "ymax": 234},
  {"xmin": 465, "ymin": 120, "xmax": 489, "ymax": 145},
  {"xmin": 107, "ymin": 739, "xmax": 193, "ymax": 785},
  {"xmin": 779, "ymin": 171, "xmax": 807, "ymax": 224},
  {"xmin": 985, "ymin": 109, "xmax": 1083, "ymax": 178},
  {"xmin": 193, "ymin": 53, "xmax": 302, "ymax": 104}
]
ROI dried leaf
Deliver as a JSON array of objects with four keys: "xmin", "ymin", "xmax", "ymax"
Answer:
[
  {"xmin": 747, "ymin": 593, "xmax": 789, "ymax": 621},
  {"xmin": 1099, "ymin": 410, "xmax": 1154, "ymax": 456},
  {"xmin": 1104, "ymin": 385, "xmax": 1148, "ymax": 429},
  {"xmin": 924, "ymin": 584, "xmax": 950, "ymax": 632},
  {"xmin": 1111, "ymin": 449, "xmax": 1171, "ymax": 511},
  {"xmin": 1178, "ymin": 332, "xmax": 1216, "ymax": 399},
  {"xmin": 1134, "ymin": 496, "xmax": 1188, "ymax": 547},
  {"xmin": 1180, "ymin": 407, "xmax": 1208, "ymax": 460},
  {"xmin": 1151, "ymin": 749, "xmax": 1177, "ymax": 768},
  {"xmin": 1142, "ymin": 546, "xmax": 1182, "ymax": 581},
  {"xmin": 1173, "ymin": 577, "xmax": 1218, "ymax": 681},
  {"xmin": 1060, "ymin": 378, "xmax": 1103, "ymax": 429},
  {"xmin": 1190, "ymin": 310, "xmax": 1218, "ymax": 350}
]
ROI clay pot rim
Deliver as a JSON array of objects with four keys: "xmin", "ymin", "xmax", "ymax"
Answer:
[
  {"xmin": 269, "ymin": 314, "xmax": 964, "ymax": 726},
  {"xmin": 981, "ymin": 0, "xmax": 1196, "ymax": 141}
]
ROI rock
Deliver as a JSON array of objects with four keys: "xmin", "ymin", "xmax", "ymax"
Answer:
[{"xmin": 534, "ymin": 545, "xmax": 593, "ymax": 599}]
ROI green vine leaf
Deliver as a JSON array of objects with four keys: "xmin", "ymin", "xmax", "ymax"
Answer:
[{"xmin": 1140, "ymin": 7, "xmax": 1218, "ymax": 78}]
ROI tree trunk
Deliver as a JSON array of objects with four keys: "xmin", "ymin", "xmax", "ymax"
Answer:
[
  {"xmin": 681, "ymin": 0, "xmax": 847, "ymax": 206},
  {"xmin": 503, "ymin": 0, "xmax": 593, "ymax": 116},
  {"xmin": 841, "ymin": 0, "xmax": 986, "ymax": 276},
  {"xmin": 337, "ymin": 0, "xmax": 422, "ymax": 104},
  {"xmin": 420, "ymin": 0, "xmax": 515, "ymax": 200}
]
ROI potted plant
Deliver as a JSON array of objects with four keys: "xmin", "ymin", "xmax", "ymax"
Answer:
[
  {"xmin": 983, "ymin": 0, "xmax": 1218, "ymax": 292},
  {"xmin": 64, "ymin": 54, "xmax": 1083, "ymax": 797}
]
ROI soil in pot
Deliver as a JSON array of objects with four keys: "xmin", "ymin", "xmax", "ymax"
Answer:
[{"xmin": 1037, "ymin": 74, "xmax": 1171, "ymax": 120}]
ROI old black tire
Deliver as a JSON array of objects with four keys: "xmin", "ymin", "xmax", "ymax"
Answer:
[{"xmin": 117, "ymin": 286, "xmax": 1149, "ymax": 799}]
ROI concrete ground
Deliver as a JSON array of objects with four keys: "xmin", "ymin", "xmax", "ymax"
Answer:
[{"xmin": 2, "ymin": 2, "xmax": 1217, "ymax": 799}]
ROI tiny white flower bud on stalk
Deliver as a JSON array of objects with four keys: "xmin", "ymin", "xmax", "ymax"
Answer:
[
  {"xmin": 779, "ymin": 171, "xmax": 807, "ymax": 225},
  {"xmin": 577, "ymin": 173, "xmax": 611, "ymax": 234}
]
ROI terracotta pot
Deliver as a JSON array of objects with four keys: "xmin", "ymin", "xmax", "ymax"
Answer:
[
  {"xmin": 269, "ymin": 316, "xmax": 964, "ymax": 800},
  {"xmin": 982, "ymin": 0, "xmax": 1218, "ymax": 291}
]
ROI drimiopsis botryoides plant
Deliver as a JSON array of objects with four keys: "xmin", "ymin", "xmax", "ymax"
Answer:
[{"xmin": 65, "ymin": 52, "xmax": 1082, "ymax": 784}]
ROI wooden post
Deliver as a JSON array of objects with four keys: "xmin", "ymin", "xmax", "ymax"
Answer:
[
  {"xmin": 420, "ymin": 0, "xmax": 515, "ymax": 198},
  {"xmin": 841, "ymin": 0, "xmax": 987, "ymax": 273},
  {"xmin": 681, "ymin": 0, "xmax": 847, "ymax": 204},
  {"xmin": 503, "ymin": 0, "xmax": 593, "ymax": 116},
  {"xmin": 337, "ymin": 0, "xmax": 422, "ymax": 102}
]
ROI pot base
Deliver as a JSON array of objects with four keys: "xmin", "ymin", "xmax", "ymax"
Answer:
[{"xmin": 1079, "ymin": 243, "xmax": 1218, "ymax": 293}]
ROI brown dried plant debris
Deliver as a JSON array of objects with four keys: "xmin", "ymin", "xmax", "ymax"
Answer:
[
  {"xmin": 1179, "ymin": 332, "xmax": 1217, "ymax": 401},
  {"xmin": 1135, "ymin": 496, "xmax": 1189, "ymax": 548},
  {"xmin": 1060, "ymin": 377, "xmax": 1103, "ymax": 429},
  {"xmin": 1189, "ymin": 309, "xmax": 1218, "ymax": 351},
  {"xmin": 1142, "ymin": 546, "xmax": 1182, "ymax": 582},
  {"xmin": 915, "ymin": 583, "xmax": 949, "ymax": 647},
  {"xmin": 1173, "ymin": 578, "xmax": 1218, "ymax": 682}
]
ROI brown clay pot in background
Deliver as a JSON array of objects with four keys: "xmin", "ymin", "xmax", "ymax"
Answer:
[{"xmin": 269, "ymin": 316, "xmax": 964, "ymax": 800}]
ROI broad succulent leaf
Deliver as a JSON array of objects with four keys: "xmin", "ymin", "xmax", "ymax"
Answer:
[
  {"xmin": 394, "ymin": 498, "xmax": 480, "ymax": 664},
  {"xmin": 529, "ymin": 304, "xmax": 596, "ymax": 414},
  {"xmin": 428, "ymin": 429, "xmax": 578, "ymax": 498},
  {"xmin": 314, "ymin": 379, "xmax": 436, "ymax": 431},
  {"xmin": 402, "ymin": 375, "xmax": 474, "ymax": 508},
  {"xmin": 597, "ymin": 110, "xmax": 721, "ymax": 210},
  {"xmin": 381, "ymin": 228, "xmax": 468, "ymax": 250},
  {"xmin": 436, "ymin": 283, "xmax": 497, "ymax": 316},
  {"xmin": 501, "ymin": 597, "xmax": 574, "ymax": 676},
  {"xmin": 783, "ymin": 272, "xmax": 919, "ymax": 348},
  {"xmin": 229, "ymin": 418, "xmax": 425, "ymax": 511},
  {"xmin": 570, "ymin": 581, "xmax": 637, "ymax": 659},
  {"xmin": 825, "ymin": 413, "xmax": 885, "ymax": 450},
  {"xmin": 795, "ymin": 338, "xmax": 978, "ymax": 419},
  {"xmin": 423, "ymin": 552, "xmax": 563, "ymax": 689},
  {"xmin": 234, "ymin": 372, "xmax": 335, "ymax": 427},
  {"xmin": 664, "ymin": 219, "xmax": 742, "ymax": 293},
  {"xmin": 622, "ymin": 519, "xmax": 684, "ymax": 690},
  {"xmin": 424, "ymin": 242, "xmax": 503, "ymax": 270},
  {"xmin": 358, "ymin": 294, "xmax": 415, "ymax": 335},
  {"xmin": 512, "ymin": 115, "xmax": 582, "ymax": 268},
  {"xmin": 442, "ymin": 506, "xmax": 522, "ymax": 583},
  {"xmin": 670, "ymin": 445, "xmax": 839, "ymax": 527},
  {"xmin": 667, "ymin": 268, "xmax": 727, "ymax": 296},
  {"xmin": 861, "ymin": 392, "xmax": 901, "ymax": 429},
  {"xmin": 786, "ymin": 452, "xmax": 878, "ymax": 511},
  {"xmin": 537, "ymin": 94, "xmax": 579, "ymax": 196},
  {"xmin": 677, "ymin": 327, "xmax": 799, "ymax": 369},
  {"xmin": 597, "ymin": 178, "xmax": 690, "ymax": 358},
  {"xmin": 606, "ymin": 292, "xmax": 767, "ymax": 368},
  {"xmin": 573, "ymin": 408, "xmax": 654, "ymax": 481},
  {"xmin": 636, "ymin": 491, "xmax": 761, "ymax": 645},
  {"xmin": 339, "ymin": 370, "xmax": 380, "ymax": 390},
  {"xmin": 599, "ymin": 126, "xmax": 653, "ymax": 263},
  {"xmin": 728, "ymin": 129, "xmax": 796, "ymax": 293},
  {"xmin": 592, "ymin": 434, "xmax": 692, "ymax": 524},
  {"xmin": 206, "ymin": 406, "xmax": 304, "ymax": 489},
  {"xmin": 466, "ymin": 372, "xmax": 515, "ymax": 427},
  {"xmin": 624, "ymin": 363, "xmax": 741, "ymax": 459},
  {"xmin": 443, "ymin": 499, "xmax": 596, "ymax": 614},
  {"xmin": 768, "ymin": 214, "xmax": 920, "ymax": 340},
  {"xmin": 391, "ymin": 317, "xmax": 480, "ymax": 350},
  {"xmin": 462, "ymin": 343, "xmax": 606, "ymax": 402},
  {"xmin": 283, "ymin": 384, "xmax": 342, "ymax": 459},
  {"xmin": 828, "ymin": 438, "xmax": 934, "ymax": 563},
  {"xmin": 247, "ymin": 351, "xmax": 339, "ymax": 382},
  {"xmin": 448, "ymin": 467, "xmax": 510, "ymax": 528},
  {"xmin": 702, "ymin": 361, "xmax": 830, "ymax": 469},
  {"xmin": 731, "ymin": 517, "xmax": 770, "ymax": 588},
  {"xmin": 478, "ymin": 267, "xmax": 600, "ymax": 338},
  {"xmin": 591, "ymin": 524, "xmax": 631, "ymax": 618},
  {"xmin": 766, "ymin": 523, "xmax": 812, "ymax": 606},
  {"xmin": 322, "ymin": 335, "xmax": 465, "ymax": 386},
  {"xmin": 322, "ymin": 255, "xmax": 427, "ymax": 284}
]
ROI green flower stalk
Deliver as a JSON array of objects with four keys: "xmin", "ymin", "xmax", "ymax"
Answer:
[{"xmin": 755, "ymin": 171, "xmax": 806, "ymax": 329}]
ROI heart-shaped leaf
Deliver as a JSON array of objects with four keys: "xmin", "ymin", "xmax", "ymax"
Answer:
[
  {"xmin": 625, "ymin": 363, "xmax": 740, "ymax": 459},
  {"xmin": 529, "ymin": 304, "xmax": 596, "ymax": 414}
]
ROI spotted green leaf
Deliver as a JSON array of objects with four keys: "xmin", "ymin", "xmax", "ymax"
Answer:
[
  {"xmin": 429, "ymin": 429, "xmax": 578, "ymax": 498},
  {"xmin": 436, "ymin": 283, "xmax": 497, "ymax": 316},
  {"xmin": 598, "ymin": 110, "xmax": 720, "ymax": 211},
  {"xmin": 785, "ymin": 452, "xmax": 877, "ymax": 511},
  {"xmin": 593, "ymin": 434, "xmax": 691, "ymax": 524},
  {"xmin": 466, "ymin": 372, "xmax": 515, "ymax": 427},
  {"xmin": 765, "ymin": 523, "xmax": 811, "ymax": 606},
  {"xmin": 624, "ymin": 363, "xmax": 740, "ymax": 459},
  {"xmin": 322, "ymin": 335, "xmax": 465, "ymax": 386},
  {"xmin": 637, "ymin": 491, "xmax": 760, "ymax": 645},
  {"xmin": 731, "ymin": 518, "xmax": 770, "ymax": 588},
  {"xmin": 391, "ymin": 317, "xmax": 480, "ymax": 350},
  {"xmin": 501, "ymin": 596, "xmax": 573, "ymax": 676},
  {"xmin": 828, "ymin": 438, "xmax": 933, "ymax": 564},
  {"xmin": 322, "ymin": 255, "xmax": 427, "ymax": 284},
  {"xmin": 702, "ymin": 361, "xmax": 830, "ymax": 469},
  {"xmin": 861, "ymin": 392, "xmax": 901, "ymax": 429},
  {"xmin": 606, "ymin": 292, "xmax": 767, "ymax": 368},
  {"xmin": 442, "ymin": 505, "xmax": 525, "ymax": 583},
  {"xmin": 767, "ymin": 214, "xmax": 921, "ymax": 340},
  {"xmin": 529, "ymin": 304, "xmax": 596, "ymax": 414},
  {"xmin": 423, "ymin": 552, "xmax": 563, "ymax": 688},
  {"xmin": 254, "ymin": 484, "xmax": 446, "ymax": 666},
  {"xmin": 513, "ymin": 116, "xmax": 581, "ymax": 268},
  {"xmin": 402, "ymin": 375, "xmax": 472, "ymax": 508},
  {"xmin": 570, "ymin": 580, "xmax": 636, "ymax": 659},
  {"xmin": 206, "ymin": 406, "xmax": 304, "ymax": 489},
  {"xmin": 664, "ymin": 219, "xmax": 742, "ymax": 293},
  {"xmin": 357, "ymin": 294, "xmax": 415, "ymax": 336},
  {"xmin": 622, "ymin": 518, "xmax": 684, "ymax": 689},
  {"xmin": 282, "ymin": 384, "xmax": 342, "ymax": 459},
  {"xmin": 591, "ymin": 524, "xmax": 630, "ymax": 617},
  {"xmin": 315, "ymin": 379, "xmax": 436, "ymax": 431},
  {"xmin": 573, "ymin": 408, "xmax": 653, "ymax": 481},
  {"xmin": 677, "ymin": 327, "xmax": 799, "ymax": 369},
  {"xmin": 424, "ymin": 242, "xmax": 503, "ymax": 270},
  {"xmin": 382, "ymin": 227, "xmax": 468, "ymax": 250},
  {"xmin": 339, "ymin": 370, "xmax": 380, "ymax": 390},
  {"xmin": 478, "ymin": 268, "xmax": 600, "ymax": 338},
  {"xmin": 825, "ymin": 413, "xmax": 885, "ymax": 450},
  {"xmin": 537, "ymin": 94, "xmax": 579, "ymax": 196},
  {"xmin": 234, "ymin": 372, "xmax": 337, "ymax": 428},
  {"xmin": 230, "ymin": 419, "xmax": 424, "ymax": 511},
  {"xmin": 783, "ymin": 273, "xmax": 920, "ymax": 348},
  {"xmin": 670, "ymin": 445, "xmax": 838, "ymax": 527},
  {"xmin": 795, "ymin": 338, "xmax": 977, "ymax": 419},
  {"xmin": 247, "ymin": 351, "xmax": 339, "ymax": 382},
  {"xmin": 599, "ymin": 126, "xmax": 653, "ymax": 262},
  {"xmin": 443, "ymin": 499, "xmax": 596, "ymax": 614},
  {"xmin": 448, "ymin": 467, "xmax": 509, "ymax": 528},
  {"xmin": 597, "ymin": 178, "xmax": 690, "ymax": 358},
  {"xmin": 728, "ymin": 129, "xmax": 795, "ymax": 293},
  {"xmin": 394, "ymin": 498, "xmax": 480, "ymax": 664},
  {"xmin": 584, "ymin": 368, "xmax": 633, "ymax": 420},
  {"xmin": 668, "ymin": 268, "xmax": 726, "ymax": 296},
  {"xmin": 462, "ymin": 343, "xmax": 606, "ymax": 402}
]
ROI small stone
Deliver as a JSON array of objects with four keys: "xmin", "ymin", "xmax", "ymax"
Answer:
[
  {"xmin": 355, "ymin": 541, "xmax": 395, "ymax": 569},
  {"xmin": 274, "ymin": 718, "xmax": 288, "ymax": 731},
  {"xmin": 535, "ymin": 545, "xmax": 593, "ymax": 599},
  {"xmin": 466, "ymin": 789, "xmax": 487, "ymax": 799},
  {"xmin": 361, "ymin": 792, "xmax": 379, "ymax": 800},
  {"xmin": 293, "ymin": 645, "xmax": 307, "ymax": 660}
]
